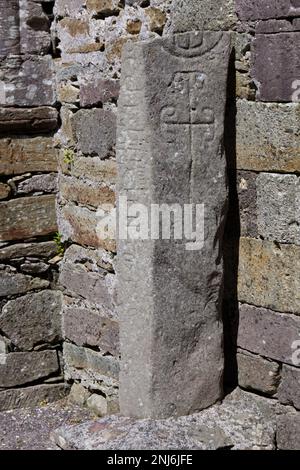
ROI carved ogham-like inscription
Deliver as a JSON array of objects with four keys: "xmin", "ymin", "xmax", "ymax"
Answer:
[{"xmin": 117, "ymin": 32, "xmax": 230, "ymax": 419}]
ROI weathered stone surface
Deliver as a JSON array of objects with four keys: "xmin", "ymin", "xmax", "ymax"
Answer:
[
  {"xmin": 237, "ymin": 352, "xmax": 280, "ymax": 396},
  {"xmin": 86, "ymin": 394, "xmax": 108, "ymax": 417},
  {"xmin": 0, "ymin": 241, "xmax": 57, "ymax": 261},
  {"xmin": 168, "ymin": 0, "xmax": 236, "ymax": 32},
  {"xmin": 59, "ymin": 204, "xmax": 116, "ymax": 252},
  {"xmin": 59, "ymin": 175, "xmax": 115, "ymax": 208},
  {"xmin": 17, "ymin": 174, "xmax": 58, "ymax": 194},
  {"xmin": 0, "ymin": 384, "xmax": 69, "ymax": 412},
  {"xmin": 145, "ymin": 7, "xmax": 166, "ymax": 34},
  {"xmin": 86, "ymin": 0, "xmax": 122, "ymax": 14},
  {"xmin": 236, "ymin": 101, "xmax": 300, "ymax": 173},
  {"xmin": 236, "ymin": 0, "xmax": 300, "ymax": 21},
  {"xmin": 237, "ymin": 171, "xmax": 258, "ymax": 238},
  {"xmin": 72, "ymin": 109, "xmax": 116, "ymax": 158},
  {"xmin": 236, "ymin": 71, "xmax": 256, "ymax": 101},
  {"xmin": 19, "ymin": 0, "xmax": 51, "ymax": 55},
  {"xmin": 63, "ymin": 306, "xmax": 119, "ymax": 355},
  {"xmin": 238, "ymin": 303, "xmax": 300, "ymax": 365},
  {"xmin": 0, "ymin": 107, "xmax": 58, "ymax": 134},
  {"xmin": 0, "ymin": 291, "xmax": 62, "ymax": 351},
  {"xmin": 0, "ymin": 136, "xmax": 58, "ymax": 175},
  {"xmin": 256, "ymin": 18, "xmax": 300, "ymax": 34},
  {"xmin": 20, "ymin": 261, "xmax": 49, "ymax": 275},
  {"xmin": 117, "ymin": 32, "xmax": 230, "ymax": 418},
  {"xmin": 0, "ymin": 56, "xmax": 55, "ymax": 106},
  {"xmin": 64, "ymin": 362, "xmax": 118, "ymax": 406},
  {"xmin": 0, "ymin": 0, "xmax": 20, "ymax": 56},
  {"xmin": 68, "ymin": 383, "xmax": 91, "ymax": 406},
  {"xmin": 0, "ymin": 335, "xmax": 10, "ymax": 354},
  {"xmin": 253, "ymin": 32, "xmax": 300, "ymax": 102},
  {"xmin": 63, "ymin": 243, "xmax": 114, "ymax": 272},
  {"xmin": 57, "ymin": 83, "xmax": 79, "ymax": 104},
  {"xmin": 277, "ymin": 413, "xmax": 300, "ymax": 450},
  {"xmin": 80, "ymin": 78, "xmax": 120, "ymax": 107},
  {"xmin": 60, "ymin": 263, "xmax": 116, "ymax": 318},
  {"xmin": 54, "ymin": 0, "xmax": 86, "ymax": 17},
  {"xmin": 126, "ymin": 19, "xmax": 142, "ymax": 35},
  {"xmin": 256, "ymin": 173, "xmax": 300, "ymax": 244},
  {"xmin": 0, "ymin": 195, "xmax": 57, "ymax": 241},
  {"xmin": 52, "ymin": 388, "xmax": 277, "ymax": 450},
  {"xmin": 0, "ymin": 265, "xmax": 49, "ymax": 297},
  {"xmin": 0, "ymin": 183, "xmax": 10, "ymax": 200},
  {"xmin": 278, "ymin": 365, "xmax": 300, "ymax": 410},
  {"xmin": 72, "ymin": 157, "xmax": 117, "ymax": 185},
  {"xmin": 64, "ymin": 343, "xmax": 119, "ymax": 380},
  {"xmin": 0, "ymin": 351, "xmax": 59, "ymax": 388},
  {"xmin": 238, "ymin": 238, "xmax": 300, "ymax": 314}
]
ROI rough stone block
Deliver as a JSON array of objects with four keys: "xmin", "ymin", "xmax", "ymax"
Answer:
[
  {"xmin": 59, "ymin": 175, "xmax": 115, "ymax": 208},
  {"xmin": 17, "ymin": 174, "xmax": 58, "ymax": 195},
  {"xmin": 54, "ymin": 0, "xmax": 86, "ymax": 17},
  {"xmin": 0, "ymin": 384, "xmax": 69, "ymax": 411},
  {"xmin": 0, "ymin": 266, "xmax": 49, "ymax": 297},
  {"xmin": 0, "ymin": 0, "xmax": 20, "ymax": 56},
  {"xmin": 64, "ymin": 343, "xmax": 119, "ymax": 380},
  {"xmin": 236, "ymin": 0, "xmax": 300, "ymax": 21},
  {"xmin": 51, "ymin": 388, "xmax": 278, "ymax": 450},
  {"xmin": 0, "ymin": 291, "xmax": 62, "ymax": 351},
  {"xmin": 237, "ymin": 352, "xmax": 280, "ymax": 396},
  {"xmin": 278, "ymin": 365, "xmax": 300, "ymax": 410},
  {"xmin": 0, "ymin": 351, "xmax": 59, "ymax": 388},
  {"xmin": 238, "ymin": 303, "xmax": 300, "ymax": 365},
  {"xmin": 62, "ymin": 243, "xmax": 114, "ymax": 272},
  {"xmin": 0, "ymin": 56, "xmax": 56, "ymax": 107},
  {"xmin": 256, "ymin": 18, "xmax": 300, "ymax": 34},
  {"xmin": 236, "ymin": 71, "xmax": 256, "ymax": 101},
  {"xmin": 57, "ymin": 82, "xmax": 79, "ymax": 104},
  {"xmin": 72, "ymin": 109, "xmax": 116, "ymax": 158},
  {"xmin": 256, "ymin": 173, "xmax": 300, "ymax": 245},
  {"xmin": 0, "ymin": 107, "xmax": 58, "ymax": 134},
  {"xmin": 86, "ymin": 0, "xmax": 123, "ymax": 17},
  {"xmin": 277, "ymin": 413, "xmax": 300, "ymax": 450},
  {"xmin": 63, "ymin": 306, "xmax": 119, "ymax": 355},
  {"xmin": 80, "ymin": 78, "xmax": 120, "ymax": 107},
  {"xmin": 0, "ymin": 195, "xmax": 57, "ymax": 241},
  {"xmin": 86, "ymin": 393, "xmax": 108, "ymax": 417},
  {"xmin": 59, "ymin": 204, "xmax": 116, "ymax": 252},
  {"xmin": 0, "ymin": 137, "xmax": 58, "ymax": 175},
  {"xmin": 236, "ymin": 101, "xmax": 300, "ymax": 173},
  {"xmin": 19, "ymin": 0, "xmax": 51, "ymax": 55},
  {"xmin": 71, "ymin": 158, "xmax": 117, "ymax": 185},
  {"xmin": 0, "ymin": 241, "xmax": 57, "ymax": 261},
  {"xmin": 0, "ymin": 183, "xmax": 10, "ymax": 200},
  {"xmin": 60, "ymin": 262, "xmax": 116, "ymax": 318},
  {"xmin": 253, "ymin": 32, "xmax": 300, "ymax": 102},
  {"xmin": 238, "ymin": 238, "xmax": 300, "ymax": 314},
  {"xmin": 145, "ymin": 7, "xmax": 167, "ymax": 34},
  {"xmin": 68, "ymin": 383, "xmax": 91, "ymax": 406},
  {"xmin": 117, "ymin": 32, "xmax": 230, "ymax": 418},
  {"xmin": 169, "ymin": 0, "xmax": 236, "ymax": 32}
]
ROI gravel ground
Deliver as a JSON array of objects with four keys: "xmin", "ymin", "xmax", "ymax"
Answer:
[{"xmin": 0, "ymin": 399, "xmax": 95, "ymax": 450}]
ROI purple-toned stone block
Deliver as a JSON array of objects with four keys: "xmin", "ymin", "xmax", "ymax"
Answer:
[
  {"xmin": 236, "ymin": 0, "xmax": 300, "ymax": 21},
  {"xmin": 252, "ymin": 32, "xmax": 300, "ymax": 102}
]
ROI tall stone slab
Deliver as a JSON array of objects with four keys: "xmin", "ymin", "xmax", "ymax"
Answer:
[{"xmin": 117, "ymin": 32, "xmax": 230, "ymax": 418}]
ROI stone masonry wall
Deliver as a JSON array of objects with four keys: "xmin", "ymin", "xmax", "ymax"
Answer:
[
  {"xmin": 53, "ymin": 0, "xmax": 300, "ymax": 446},
  {"xmin": 0, "ymin": 0, "xmax": 68, "ymax": 411}
]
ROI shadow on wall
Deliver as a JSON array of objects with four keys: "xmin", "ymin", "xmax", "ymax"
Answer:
[{"xmin": 223, "ymin": 47, "xmax": 240, "ymax": 394}]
